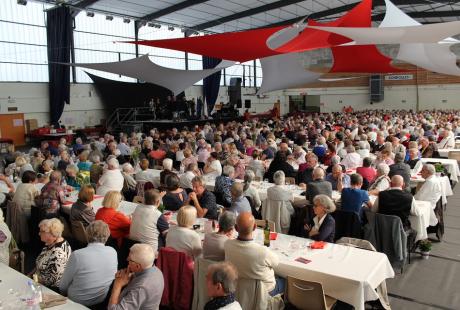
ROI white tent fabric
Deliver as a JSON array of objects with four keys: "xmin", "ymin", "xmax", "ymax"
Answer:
[
  {"xmin": 257, "ymin": 52, "xmax": 322, "ymax": 94},
  {"xmin": 266, "ymin": 20, "xmax": 308, "ymax": 50},
  {"xmin": 66, "ymin": 55, "xmax": 234, "ymax": 94},
  {"xmin": 380, "ymin": 0, "xmax": 460, "ymax": 76},
  {"xmin": 308, "ymin": 21, "xmax": 460, "ymax": 45}
]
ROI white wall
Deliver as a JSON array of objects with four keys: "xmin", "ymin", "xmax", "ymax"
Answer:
[{"xmin": 1, "ymin": 82, "xmax": 459, "ymax": 129}]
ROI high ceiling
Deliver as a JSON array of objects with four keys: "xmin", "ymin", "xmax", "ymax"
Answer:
[{"xmin": 36, "ymin": 0, "xmax": 460, "ymax": 33}]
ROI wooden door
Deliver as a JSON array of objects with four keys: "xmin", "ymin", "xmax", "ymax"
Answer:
[{"xmin": 0, "ymin": 113, "xmax": 25, "ymax": 146}]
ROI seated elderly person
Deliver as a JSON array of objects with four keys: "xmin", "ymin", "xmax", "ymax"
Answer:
[
  {"xmin": 70, "ymin": 185, "xmax": 95, "ymax": 228},
  {"xmin": 89, "ymin": 155, "xmax": 104, "ymax": 185},
  {"xmin": 414, "ymin": 164, "xmax": 442, "ymax": 226},
  {"xmin": 187, "ymin": 176, "xmax": 218, "ymax": 220},
  {"xmin": 406, "ymin": 147, "xmax": 421, "ymax": 170},
  {"xmin": 389, "ymin": 152, "xmax": 411, "ymax": 192},
  {"xmin": 247, "ymin": 150, "xmax": 265, "ymax": 180},
  {"xmin": 341, "ymin": 145, "xmax": 362, "ymax": 169},
  {"xmin": 60, "ymin": 221, "xmax": 118, "ymax": 307},
  {"xmin": 264, "ymin": 151, "xmax": 295, "ymax": 183},
  {"xmin": 121, "ymin": 163, "xmax": 137, "ymax": 201},
  {"xmin": 225, "ymin": 212, "xmax": 282, "ymax": 297},
  {"xmin": 203, "ymin": 211, "xmax": 236, "ymax": 261},
  {"xmin": 203, "ymin": 152, "xmax": 222, "ymax": 179},
  {"xmin": 35, "ymin": 218, "xmax": 72, "ymax": 291},
  {"xmin": 37, "ymin": 170, "xmax": 66, "ymax": 217},
  {"xmin": 12, "ymin": 170, "xmax": 39, "ymax": 218},
  {"xmin": 181, "ymin": 148, "xmax": 198, "ymax": 172},
  {"xmin": 163, "ymin": 174, "xmax": 188, "ymax": 211},
  {"xmin": 264, "ymin": 171, "xmax": 295, "ymax": 233},
  {"xmin": 304, "ymin": 194, "xmax": 336, "ymax": 242},
  {"xmin": 160, "ymin": 158, "xmax": 175, "ymax": 188},
  {"xmin": 135, "ymin": 159, "xmax": 157, "ymax": 183},
  {"xmin": 214, "ymin": 165, "xmax": 235, "ymax": 208},
  {"xmin": 326, "ymin": 164, "xmax": 351, "ymax": 191},
  {"xmin": 356, "ymin": 157, "xmax": 377, "ymax": 185},
  {"xmin": 341, "ymin": 174, "xmax": 372, "ymax": 220},
  {"xmin": 65, "ymin": 164, "xmax": 80, "ymax": 190},
  {"xmin": 228, "ymin": 183, "xmax": 251, "ymax": 215},
  {"xmin": 95, "ymin": 191, "xmax": 131, "ymax": 247},
  {"xmin": 108, "ymin": 244, "xmax": 164, "ymax": 310},
  {"xmin": 205, "ymin": 262, "xmax": 242, "ymax": 310},
  {"xmin": 227, "ymin": 155, "xmax": 246, "ymax": 180},
  {"xmin": 242, "ymin": 170, "xmax": 262, "ymax": 211},
  {"xmin": 97, "ymin": 158, "xmax": 124, "ymax": 196},
  {"xmin": 305, "ymin": 167, "xmax": 332, "ymax": 203},
  {"xmin": 372, "ymin": 175, "xmax": 415, "ymax": 230},
  {"xmin": 180, "ymin": 163, "xmax": 201, "ymax": 191},
  {"xmin": 165, "ymin": 206, "xmax": 202, "ymax": 258},
  {"xmin": 130, "ymin": 189, "xmax": 169, "ymax": 250},
  {"xmin": 297, "ymin": 153, "xmax": 319, "ymax": 184},
  {"xmin": 368, "ymin": 163, "xmax": 391, "ymax": 196}
]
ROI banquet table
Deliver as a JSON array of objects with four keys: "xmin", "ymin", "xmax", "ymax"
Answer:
[
  {"xmin": 60, "ymin": 191, "xmax": 138, "ymax": 216},
  {"xmin": 0, "ymin": 263, "xmax": 88, "ymax": 309},
  {"xmin": 420, "ymin": 158, "xmax": 460, "ymax": 182},
  {"xmin": 437, "ymin": 148, "xmax": 460, "ymax": 158}
]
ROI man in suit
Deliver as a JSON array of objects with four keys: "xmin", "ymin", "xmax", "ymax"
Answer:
[
  {"xmin": 389, "ymin": 153, "xmax": 411, "ymax": 192},
  {"xmin": 306, "ymin": 167, "xmax": 332, "ymax": 203},
  {"xmin": 373, "ymin": 175, "xmax": 414, "ymax": 229}
]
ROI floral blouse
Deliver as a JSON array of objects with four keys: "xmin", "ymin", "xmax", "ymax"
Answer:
[{"xmin": 36, "ymin": 240, "xmax": 72, "ymax": 288}]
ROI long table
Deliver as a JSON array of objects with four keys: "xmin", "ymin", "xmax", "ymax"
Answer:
[
  {"xmin": 0, "ymin": 263, "xmax": 88, "ymax": 309},
  {"xmin": 420, "ymin": 158, "xmax": 460, "ymax": 182}
]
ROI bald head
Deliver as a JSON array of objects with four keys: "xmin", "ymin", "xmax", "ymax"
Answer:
[
  {"xmin": 312, "ymin": 167, "xmax": 325, "ymax": 180},
  {"xmin": 236, "ymin": 212, "xmax": 256, "ymax": 238},
  {"xmin": 390, "ymin": 175, "xmax": 404, "ymax": 189}
]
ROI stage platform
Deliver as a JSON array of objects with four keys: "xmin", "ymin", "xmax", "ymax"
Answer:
[{"xmin": 121, "ymin": 116, "xmax": 244, "ymax": 132}]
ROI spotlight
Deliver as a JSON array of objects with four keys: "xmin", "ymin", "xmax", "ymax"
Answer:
[
  {"xmin": 123, "ymin": 18, "xmax": 131, "ymax": 24},
  {"xmin": 168, "ymin": 26, "xmax": 174, "ymax": 31},
  {"xmin": 86, "ymin": 11, "xmax": 95, "ymax": 17},
  {"xmin": 106, "ymin": 15, "xmax": 113, "ymax": 21},
  {"xmin": 17, "ymin": 0, "xmax": 27, "ymax": 5}
]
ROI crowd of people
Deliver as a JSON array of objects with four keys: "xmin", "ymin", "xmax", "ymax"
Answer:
[{"xmin": 0, "ymin": 108, "xmax": 458, "ymax": 309}]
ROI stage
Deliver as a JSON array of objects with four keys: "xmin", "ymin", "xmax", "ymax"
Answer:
[{"xmin": 121, "ymin": 116, "xmax": 244, "ymax": 132}]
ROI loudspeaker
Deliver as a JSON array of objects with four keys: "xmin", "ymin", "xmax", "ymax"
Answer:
[
  {"xmin": 236, "ymin": 99, "xmax": 242, "ymax": 109},
  {"xmin": 244, "ymin": 99, "xmax": 251, "ymax": 109},
  {"xmin": 370, "ymin": 75, "xmax": 384, "ymax": 102},
  {"xmin": 229, "ymin": 78, "xmax": 242, "ymax": 107}
]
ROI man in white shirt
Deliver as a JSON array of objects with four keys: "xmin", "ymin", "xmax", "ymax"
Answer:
[
  {"xmin": 130, "ymin": 190, "xmax": 169, "ymax": 251},
  {"xmin": 96, "ymin": 158, "xmax": 124, "ymax": 196},
  {"xmin": 341, "ymin": 145, "xmax": 362, "ymax": 169},
  {"xmin": 203, "ymin": 152, "xmax": 222, "ymax": 179},
  {"xmin": 179, "ymin": 163, "xmax": 200, "ymax": 190},
  {"xmin": 414, "ymin": 164, "xmax": 442, "ymax": 226},
  {"xmin": 225, "ymin": 212, "xmax": 282, "ymax": 297},
  {"xmin": 437, "ymin": 127, "xmax": 455, "ymax": 149}
]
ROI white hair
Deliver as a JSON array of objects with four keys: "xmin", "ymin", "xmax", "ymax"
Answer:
[
  {"xmin": 107, "ymin": 158, "xmax": 120, "ymax": 170},
  {"xmin": 223, "ymin": 165, "xmax": 235, "ymax": 177},
  {"xmin": 377, "ymin": 163, "xmax": 390, "ymax": 175},
  {"xmin": 163, "ymin": 158, "xmax": 173, "ymax": 170},
  {"xmin": 122, "ymin": 163, "xmax": 134, "ymax": 173},
  {"xmin": 129, "ymin": 243, "xmax": 156, "ymax": 269},
  {"xmin": 423, "ymin": 164, "xmax": 436, "ymax": 175},
  {"xmin": 273, "ymin": 170, "xmax": 285, "ymax": 185}
]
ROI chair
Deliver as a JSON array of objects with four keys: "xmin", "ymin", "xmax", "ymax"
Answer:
[
  {"xmin": 191, "ymin": 257, "xmax": 216, "ymax": 310},
  {"xmin": 427, "ymin": 198, "xmax": 444, "ymax": 241},
  {"xmin": 285, "ymin": 177, "xmax": 296, "ymax": 185},
  {"xmin": 255, "ymin": 219, "xmax": 275, "ymax": 232},
  {"xmin": 261, "ymin": 197, "xmax": 292, "ymax": 234},
  {"xmin": 235, "ymin": 278, "xmax": 284, "ymax": 310},
  {"xmin": 9, "ymin": 247, "xmax": 25, "ymax": 274},
  {"xmin": 71, "ymin": 221, "xmax": 88, "ymax": 246},
  {"xmin": 156, "ymin": 247, "xmax": 194, "ymax": 310},
  {"xmin": 286, "ymin": 277, "xmax": 336, "ymax": 310},
  {"xmin": 6, "ymin": 201, "xmax": 29, "ymax": 244},
  {"xmin": 331, "ymin": 210, "xmax": 362, "ymax": 242},
  {"xmin": 245, "ymin": 195, "xmax": 261, "ymax": 220},
  {"xmin": 336, "ymin": 237, "xmax": 391, "ymax": 310},
  {"xmin": 447, "ymin": 151, "xmax": 460, "ymax": 161}
]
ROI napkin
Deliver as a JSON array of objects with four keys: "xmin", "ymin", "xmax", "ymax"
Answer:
[
  {"xmin": 41, "ymin": 294, "xmax": 67, "ymax": 308},
  {"xmin": 310, "ymin": 241, "xmax": 326, "ymax": 249}
]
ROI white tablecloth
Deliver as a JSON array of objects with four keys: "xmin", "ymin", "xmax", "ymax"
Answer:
[
  {"xmin": 61, "ymin": 192, "xmax": 138, "ymax": 216},
  {"xmin": 266, "ymin": 233, "xmax": 394, "ymax": 310},
  {"xmin": 0, "ymin": 263, "xmax": 88, "ymax": 309},
  {"xmin": 410, "ymin": 201, "xmax": 431, "ymax": 242},
  {"xmin": 420, "ymin": 158, "xmax": 460, "ymax": 182},
  {"xmin": 438, "ymin": 148, "xmax": 460, "ymax": 157}
]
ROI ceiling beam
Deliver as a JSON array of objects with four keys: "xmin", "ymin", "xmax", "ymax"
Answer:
[
  {"xmin": 74, "ymin": 0, "xmax": 100, "ymax": 9},
  {"xmin": 141, "ymin": 0, "xmax": 209, "ymax": 22},
  {"xmin": 372, "ymin": 9, "xmax": 460, "ymax": 20},
  {"xmin": 192, "ymin": 0, "xmax": 309, "ymax": 31}
]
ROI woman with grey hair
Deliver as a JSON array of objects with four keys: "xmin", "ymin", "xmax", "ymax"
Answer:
[
  {"xmin": 304, "ymin": 194, "xmax": 336, "ymax": 242},
  {"xmin": 203, "ymin": 211, "xmax": 236, "ymax": 261},
  {"xmin": 59, "ymin": 220, "xmax": 117, "ymax": 307},
  {"xmin": 205, "ymin": 262, "xmax": 242, "ymax": 310},
  {"xmin": 97, "ymin": 157, "xmax": 124, "ymax": 196},
  {"xmin": 242, "ymin": 170, "xmax": 261, "ymax": 211},
  {"xmin": 368, "ymin": 163, "xmax": 391, "ymax": 196}
]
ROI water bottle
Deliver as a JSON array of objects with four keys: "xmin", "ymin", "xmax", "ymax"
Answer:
[{"xmin": 23, "ymin": 280, "xmax": 41, "ymax": 309}]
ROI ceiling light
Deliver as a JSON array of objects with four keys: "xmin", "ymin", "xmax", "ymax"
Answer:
[
  {"xmin": 168, "ymin": 26, "xmax": 174, "ymax": 31},
  {"xmin": 17, "ymin": 0, "xmax": 27, "ymax": 5},
  {"xmin": 106, "ymin": 15, "xmax": 113, "ymax": 21},
  {"xmin": 123, "ymin": 18, "xmax": 131, "ymax": 23},
  {"xmin": 86, "ymin": 11, "xmax": 95, "ymax": 17}
]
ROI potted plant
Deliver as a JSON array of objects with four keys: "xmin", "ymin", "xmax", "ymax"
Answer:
[{"xmin": 419, "ymin": 240, "xmax": 432, "ymax": 259}]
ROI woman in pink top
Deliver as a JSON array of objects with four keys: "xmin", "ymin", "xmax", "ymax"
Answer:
[{"xmin": 356, "ymin": 157, "xmax": 377, "ymax": 184}]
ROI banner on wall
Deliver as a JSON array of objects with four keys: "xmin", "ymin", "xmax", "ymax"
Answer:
[{"xmin": 385, "ymin": 74, "xmax": 414, "ymax": 80}]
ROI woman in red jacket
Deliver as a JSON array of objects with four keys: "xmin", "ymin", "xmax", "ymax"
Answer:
[{"xmin": 95, "ymin": 191, "xmax": 131, "ymax": 247}]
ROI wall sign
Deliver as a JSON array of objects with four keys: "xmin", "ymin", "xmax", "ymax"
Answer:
[{"xmin": 385, "ymin": 74, "xmax": 414, "ymax": 81}]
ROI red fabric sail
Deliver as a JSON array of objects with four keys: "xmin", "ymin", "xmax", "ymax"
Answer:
[{"xmin": 129, "ymin": 26, "xmax": 286, "ymax": 63}]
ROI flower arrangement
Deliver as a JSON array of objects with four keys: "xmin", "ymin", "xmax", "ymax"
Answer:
[{"xmin": 419, "ymin": 239, "xmax": 432, "ymax": 252}]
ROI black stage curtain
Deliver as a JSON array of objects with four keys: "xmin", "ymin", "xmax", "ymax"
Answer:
[
  {"xmin": 46, "ymin": 6, "xmax": 73, "ymax": 127},
  {"xmin": 202, "ymin": 56, "xmax": 222, "ymax": 115},
  {"xmin": 87, "ymin": 72, "xmax": 176, "ymax": 112}
]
